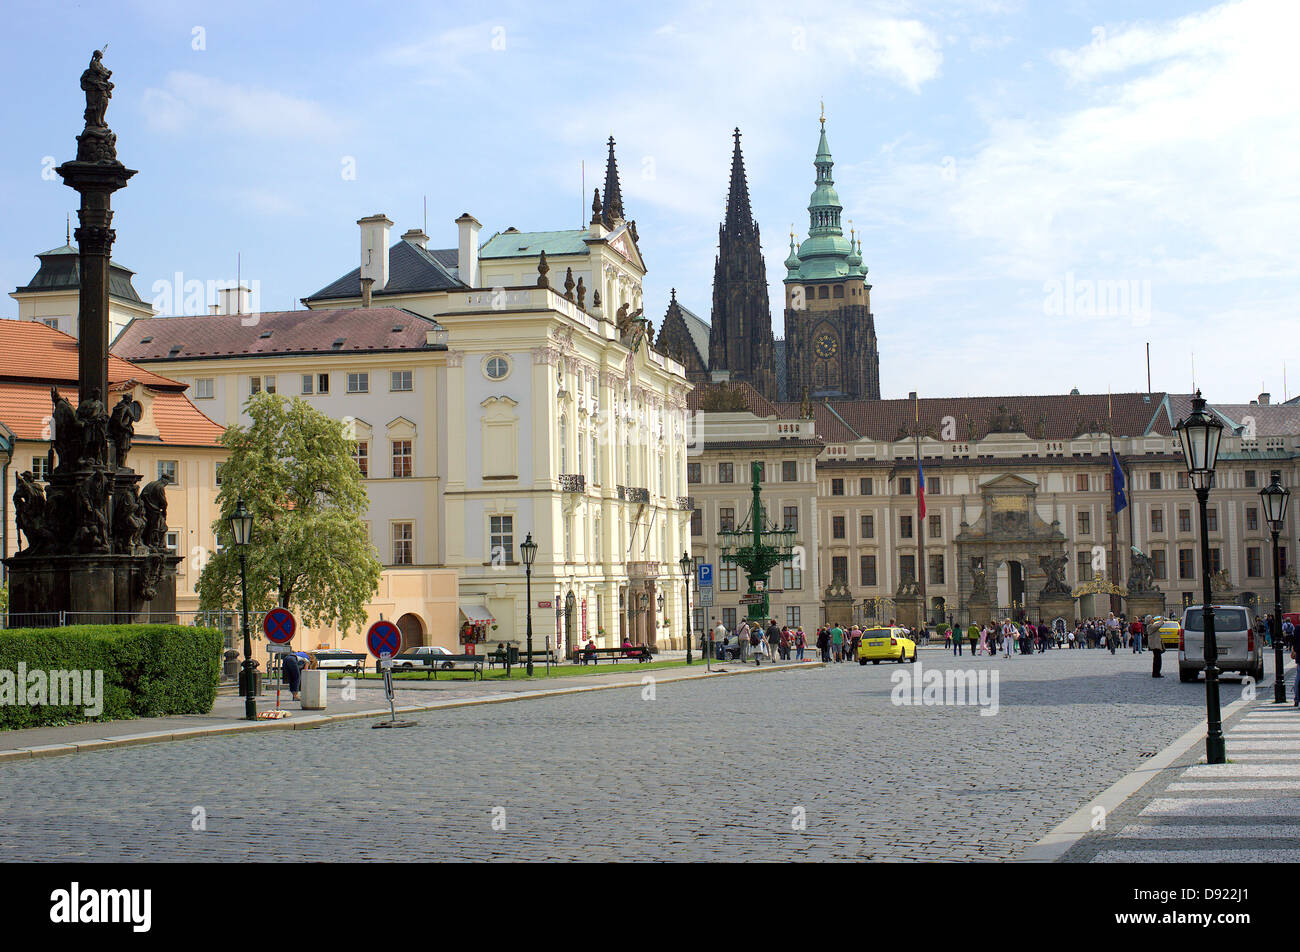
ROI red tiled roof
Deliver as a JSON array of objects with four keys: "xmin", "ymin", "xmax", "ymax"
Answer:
[
  {"xmin": 0, "ymin": 319, "xmax": 186, "ymax": 390},
  {"xmin": 814, "ymin": 392, "xmax": 1169, "ymax": 442},
  {"xmin": 0, "ymin": 320, "xmax": 223, "ymax": 448},
  {"xmin": 687, "ymin": 384, "xmax": 1171, "ymax": 444},
  {"xmin": 112, "ymin": 307, "xmax": 444, "ymax": 361}
]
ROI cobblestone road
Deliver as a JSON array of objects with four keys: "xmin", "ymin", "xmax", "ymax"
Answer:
[{"xmin": 0, "ymin": 649, "xmax": 1234, "ymax": 861}]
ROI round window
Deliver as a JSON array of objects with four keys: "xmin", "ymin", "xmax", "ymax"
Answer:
[{"xmin": 485, "ymin": 355, "xmax": 510, "ymax": 380}]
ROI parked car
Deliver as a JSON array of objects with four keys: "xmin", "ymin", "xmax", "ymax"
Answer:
[
  {"xmin": 858, "ymin": 626, "xmax": 917, "ymax": 664},
  {"xmin": 394, "ymin": 645, "xmax": 456, "ymax": 670},
  {"xmin": 1179, "ymin": 604, "xmax": 1262, "ymax": 682},
  {"xmin": 308, "ymin": 648, "xmax": 367, "ymax": 672}
]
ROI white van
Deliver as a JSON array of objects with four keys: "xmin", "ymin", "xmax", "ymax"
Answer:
[{"xmin": 1179, "ymin": 604, "xmax": 1262, "ymax": 682}]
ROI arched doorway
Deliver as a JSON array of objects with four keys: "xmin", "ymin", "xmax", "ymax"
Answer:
[
  {"xmin": 397, "ymin": 613, "xmax": 425, "ymax": 649},
  {"xmin": 564, "ymin": 591, "xmax": 577, "ymax": 654},
  {"xmin": 995, "ymin": 561, "xmax": 1027, "ymax": 618}
]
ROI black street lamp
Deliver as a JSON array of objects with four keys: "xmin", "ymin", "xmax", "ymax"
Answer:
[
  {"xmin": 520, "ymin": 533, "xmax": 538, "ymax": 677},
  {"xmin": 229, "ymin": 498, "xmax": 256, "ymax": 721},
  {"xmin": 1175, "ymin": 391, "xmax": 1226, "ymax": 764},
  {"xmin": 1260, "ymin": 473, "xmax": 1291, "ymax": 704},
  {"xmin": 679, "ymin": 551, "xmax": 693, "ymax": 666}
]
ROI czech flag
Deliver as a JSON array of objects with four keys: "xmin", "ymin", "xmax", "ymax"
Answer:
[{"xmin": 917, "ymin": 458, "xmax": 926, "ymax": 520}]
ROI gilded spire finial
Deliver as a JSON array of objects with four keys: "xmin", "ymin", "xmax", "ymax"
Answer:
[{"xmin": 819, "ymin": 99, "xmax": 825, "ymax": 126}]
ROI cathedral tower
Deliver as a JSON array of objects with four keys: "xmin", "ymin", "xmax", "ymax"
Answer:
[
  {"xmin": 707, "ymin": 128, "xmax": 776, "ymax": 398},
  {"xmin": 783, "ymin": 113, "xmax": 880, "ymax": 400}
]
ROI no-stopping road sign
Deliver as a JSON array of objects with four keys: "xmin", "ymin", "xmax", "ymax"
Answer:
[
  {"xmin": 366, "ymin": 620, "xmax": 402, "ymax": 659},
  {"xmin": 263, "ymin": 607, "xmax": 297, "ymax": 645}
]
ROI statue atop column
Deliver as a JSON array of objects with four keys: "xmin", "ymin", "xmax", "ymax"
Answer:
[{"xmin": 77, "ymin": 49, "xmax": 119, "ymax": 163}]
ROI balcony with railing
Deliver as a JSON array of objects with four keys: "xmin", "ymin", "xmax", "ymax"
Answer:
[
  {"xmin": 559, "ymin": 474, "xmax": 586, "ymax": 493},
  {"xmin": 617, "ymin": 485, "xmax": 650, "ymax": 504},
  {"xmin": 628, "ymin": 560, "xmax": 661, "ymax": 580},
  {"xmin": 676, "ymin": 495, "xmax": 694, "ymax": 511}
]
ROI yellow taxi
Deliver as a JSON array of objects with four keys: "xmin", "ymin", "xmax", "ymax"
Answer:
[
  {"xmin": 1153, "ymin": 618, "xmax": 1182, "ymax": 649},
  {"xmin": 857, "ymin": 626, "xmax": 917, "ymax": 665}
]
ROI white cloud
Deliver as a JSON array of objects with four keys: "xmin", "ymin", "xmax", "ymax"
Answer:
[{"xmin": 141, "ymin": 72, "xmax": 349, "ymax": 141}]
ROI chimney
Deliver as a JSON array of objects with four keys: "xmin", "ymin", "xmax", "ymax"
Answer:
[
  {"xmin": 360, "ymin": 277, "xmax": 373, "ymax": 308},
  {"xmin": 1259, "ymin": 392, "xmax": 1271, "ymax": 406},
  {"xmin": 455, "ymin": 212, "xmax": 481, "ymax": 289},
  {"xmin": 401, "ymin": 227, "xmax": 428, "ymax": 250},
  {"xmin": 207, "ymin": 304, "xmax": 219, "ymax": 315},
  {"xmin": 216, "ymin": 284, "xmax": 253, "ymax": 315},
  {"xmin": 357, "ymin": 214, "xmax": 393, "ymax": 297}
]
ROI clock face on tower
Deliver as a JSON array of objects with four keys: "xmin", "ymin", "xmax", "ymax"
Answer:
[{"xmin": 815, "ymin": 334, "xmax": 838, "ymax": 359}]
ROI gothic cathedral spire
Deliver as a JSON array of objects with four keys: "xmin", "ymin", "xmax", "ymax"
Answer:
[
  {"xmin": 602, "ymin": 136, "xmax": 624, "ymax": 226},
  {"xmin": 707, "ymin": 127, "xmax": 776, "ymax": 399}
]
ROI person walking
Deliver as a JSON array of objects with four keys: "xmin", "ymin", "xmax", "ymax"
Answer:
[
  {"xmin": 796, "ymin": 627, "xmax": 807, "ymax": 661},
  {"xmin": 712, "ymin": 617, "xmax": 727, "ymax": 661},
  {"xmin": 830, "ymin": 623, "xmax": 845, "ymax": 662},
  {"xmin": 1001, "ymin": 620, "xmax": 1015, "ymax": 659},
  {"xmin": 953, "ymin": 623, "xmax": 964, "ymax": 656},
  {"xmin": 816, "ymin": 626, "xmax": 830, "ymax": 663},
  {"xmin": 967, "ymin": 623, "xmax": 979, "ymax": 656},
  {"xmin": 766, "ymin": 618, "xmax": 781, "ymax": 663}
]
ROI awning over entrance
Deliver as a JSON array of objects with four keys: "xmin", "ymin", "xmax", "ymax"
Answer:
[{"xmin": 459, "ymin": 601, "xmax": 494, "ymax": 625}]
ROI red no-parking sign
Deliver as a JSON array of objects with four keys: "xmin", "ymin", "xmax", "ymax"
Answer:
[
  {"xmin": 263, "ymin": 607, "xmax": 297, "ymax": 645},
  {"xmin": 366, "ymin": 620, "xmax": 403, "ymax": 659}
]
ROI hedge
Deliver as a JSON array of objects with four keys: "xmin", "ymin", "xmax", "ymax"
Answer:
[{"xmin": 0, "ymin": 625, "xmax": 221, "ymax": 730}]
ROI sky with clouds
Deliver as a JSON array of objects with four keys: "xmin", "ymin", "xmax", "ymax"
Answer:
[{"xmin": 1, "ymin": 0, "xmax": 1295, "ymax": 403}]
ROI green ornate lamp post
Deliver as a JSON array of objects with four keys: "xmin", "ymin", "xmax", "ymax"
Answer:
[
  {"xmin": 1259, "ymin": 473, "xmax": 1290, "ymax": 704},
  {"xmin": 679, "ymin": 551, "xmax": 694, "ymax": 665},
  {"xmin": 718, "ymin": 463, "xmax": 798, "ymax": 631}
]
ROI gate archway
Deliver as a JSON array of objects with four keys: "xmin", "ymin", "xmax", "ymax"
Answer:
[{"xmin": 397, "ymin": 613, "xmax": 425, "ymax": 649}]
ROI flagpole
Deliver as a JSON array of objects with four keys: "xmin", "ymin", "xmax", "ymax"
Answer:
[
  {"xmin": 914, "ymin": 390, "xmax": 926, "ymax": 624},
  {"xmin": 1108, "ymin": 390, "xmax": 1122, "ymax": 616}
]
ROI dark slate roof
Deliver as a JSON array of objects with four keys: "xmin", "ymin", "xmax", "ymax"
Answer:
[
  {"xmin": 304, "ymin": 239, "xmax": 464, "ymax": 303},
  {"xmin": 15, "ymin": 244, "xmax": 145, "ymax": 304},
  {"xmin": 678, "ymin": 302, "xmax": 710, "ymax": 362},
  {"xmin": 1212, "ymin": 403, "xmax": 1300, "ymax": 438},
  {"xmin": 112, "ymin": 307, "xmax": 445, "ymax": 361}
]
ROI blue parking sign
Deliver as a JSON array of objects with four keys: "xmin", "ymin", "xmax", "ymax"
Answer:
[{"xmin": 698, "ymin": 563, "xmax": 713, "ymax": 587}]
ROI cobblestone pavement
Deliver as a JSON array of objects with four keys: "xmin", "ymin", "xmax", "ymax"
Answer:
[{"xmin": 0, "ymin": 649, "xmax": 1236, "ymax": 861}]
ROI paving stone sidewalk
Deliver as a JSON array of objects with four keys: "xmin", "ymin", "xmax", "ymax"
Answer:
[{"xmin": 1056, "ymin": 660, "xmax": 1300, "ymax": 862}]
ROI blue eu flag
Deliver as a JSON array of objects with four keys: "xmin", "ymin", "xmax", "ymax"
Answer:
[{"xmin": 1111, "ymin": 450, "xmax": 1127, "ymax": 513}]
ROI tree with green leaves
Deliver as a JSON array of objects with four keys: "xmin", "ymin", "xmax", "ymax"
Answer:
[{"xmin": 198, "ymin": 392, "xmax": 382, "ymax": 636}]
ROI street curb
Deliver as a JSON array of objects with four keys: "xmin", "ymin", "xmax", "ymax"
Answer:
[
  {"xmin": 1018, "ymin": 669, "xmax": 1277, "ymax": 863},
  {"xmin": 0, "ymin": 660, "xmax": 824, "ymax": 762}
]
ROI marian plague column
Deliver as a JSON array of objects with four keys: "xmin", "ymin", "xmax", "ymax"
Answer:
[{"xmin": 5, "ymin": 51, "xmax": 180, "ymax": 623}]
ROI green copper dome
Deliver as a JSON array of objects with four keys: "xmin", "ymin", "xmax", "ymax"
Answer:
[
  {"xmin": 784, "ymin": 233, "xmax": 801, "ymax": 274},
  {"xmin": 785, "ymin": 115, "xmax": 857, "ymax": 282}
]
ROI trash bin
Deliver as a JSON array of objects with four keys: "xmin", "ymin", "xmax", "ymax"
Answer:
[
  {"xmin": 223, "ymin": 649, "xmax": 241, "ymax": 679},
  {"xmin": 300, "ymin": 669, "xmax": 327, "ymax": 710},
  {"xmin": 508, "ymin": 644, "xmax": 519, "ymax": 666},
  {"xmin": 238, "ymin": 662, "xmax": 262, "ymax": 697}
]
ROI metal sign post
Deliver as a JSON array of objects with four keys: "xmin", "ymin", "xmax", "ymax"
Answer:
[{"xmin": 367, "ymin": 621, "xmax": 415, "ymax": 729}]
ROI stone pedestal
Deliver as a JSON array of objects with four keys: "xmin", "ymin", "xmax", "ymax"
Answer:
[
  {"xmin": 1126, "ymin": 593, "xmax": 1168, "ymax": 622},
  {"xmin": 6, "ymin": 551, "xmax": 181, "ymax": 625},
  {"xmin": 1037, "ymin": 595, "xmax": 1076, "ymax": 625},
  {"xmin": 1283, "ymin": 591, "xmax": 1300, "ymax": 616},
  {"xmin": 965, "ymin": 598, "xmax": 993, "ymax": 627},
  {"xmin": 894, "ymin": 593, "xmax": 922, "ymax": 629}
]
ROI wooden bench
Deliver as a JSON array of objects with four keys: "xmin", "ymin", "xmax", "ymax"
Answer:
[
  {"xmin": 377, "ymin": 654, "xmax": 486, "ymax": 681},
  {"xmin": 574, "ymin": 646, "xmax": 653, "ymax": 665}
]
